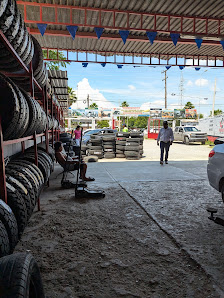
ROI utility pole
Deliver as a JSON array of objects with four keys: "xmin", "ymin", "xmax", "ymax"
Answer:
[
  {"xmin": 212, "ymin": 78, "xmax": 217, "ymax": 117},
  {"xmin": 162, "ymin": 70, "xmax": 168, "ymax": 109},
  {"xmin": 87, "ymin": 94, "xmax": 90, "ymax": 108},
  {"xmin": 179, "ymin": 73, "xmax": 184, "ymax": 108}
]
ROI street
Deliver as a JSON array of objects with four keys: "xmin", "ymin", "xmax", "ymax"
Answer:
[{"xmin": 15, "ymin": 141, "xmax": 224, "ymax": 297}]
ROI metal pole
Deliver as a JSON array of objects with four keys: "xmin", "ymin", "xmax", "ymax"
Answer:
[
  {"xmin": 162, "ymin": 70, "xmax": 168, "ymax": 108},
  {"xmin": 212, "ymin": 78, "xmax": 217, "ymax": 117}
]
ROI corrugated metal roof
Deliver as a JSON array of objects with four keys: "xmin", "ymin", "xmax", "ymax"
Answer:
[
  {"xmin": 48, "ymin": 69, "xmax": 69, "ymax": 115},
  {"xmin": 17, "ymin": 1, "xmax": 224, "ymax": 60}
]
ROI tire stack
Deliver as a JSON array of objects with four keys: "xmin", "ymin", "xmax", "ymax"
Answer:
[
  {"xmin": 116, "ymin": 132, "xmax": 130, "ymax": 158},
  {"xmin": 125, "ymin": 132, "xmax": 144, "ymax": 160},
  {"xmin": 103, "ymin": 134, "xmax": 116, "ymax": 159},
  {"xmin": 0, "ymin": 74, "xmax": 50, "ymax": 140},
  {"xmin": 81, "ymin": 144, "xmax": 88, "ymax": 158},
  {"xmin": 0, "ymin": 1, "xmax": 34, "ymax": 73},
  {"xmin": 88, "ymin": 135, "xmax": 103, "ymax": 159}
]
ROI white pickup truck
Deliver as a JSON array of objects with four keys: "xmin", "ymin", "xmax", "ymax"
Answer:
[{"xmin": 174, "ymin": 126, "xmax": 207, "ymax": 145}]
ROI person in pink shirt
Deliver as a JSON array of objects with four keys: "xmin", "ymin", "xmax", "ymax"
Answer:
[{"xmin": 74, "ymin": 125, "xmax": 82, "ymax": 146}]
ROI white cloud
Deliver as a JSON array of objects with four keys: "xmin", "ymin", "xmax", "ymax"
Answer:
[
  {"xmin": 195, "ymin": 78, "xmax": 209, "ymax": 87},
  {"xmin": 128, "ymin": 85, "xmax": 136, "ymax": 90},
  {"xmin": 187, "ymin": 80, "xmax": 193, "ymax": 86},
  {"xmin": 71, "ymin": 78, "xmax": 115, "ymax": 109}
]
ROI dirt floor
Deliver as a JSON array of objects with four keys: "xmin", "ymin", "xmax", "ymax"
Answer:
[{"xmin": 15, "ymin": 141, "xmax": 224, "ymax": 297}]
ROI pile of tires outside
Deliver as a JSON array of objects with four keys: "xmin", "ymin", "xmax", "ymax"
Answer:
[
  {"xmin": 103, "ymin": 134, "xmax": 116, "ymax": 159},
  {"xmin": 116, "ymin": 132, "xmax": 129, "ymax": 158},
  {"xmin": 88, "ymin": 134, "xmax": 104, "ymax": 159},
  {"xmin": 124, "ymin": 132, "xmax": 144, "ymax": 160}
]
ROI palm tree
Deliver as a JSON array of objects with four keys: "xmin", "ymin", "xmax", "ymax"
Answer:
[
  {"xmin": 89, "ymin": 103, "xmax": 98, "ymax": 109},
  {"xmin": 184, "ymin": 101, "xmax": 195, "ymax": 109},
  {"xmin": 121, "ymin": 101, "xmax": 129, "ymax": 107},
  {"xmin": 68, "ymin": 87, "xmax": 77, "ymax": 106}
]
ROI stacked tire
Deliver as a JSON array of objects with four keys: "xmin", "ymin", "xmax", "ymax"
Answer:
[
  {"xmin": 103, "ymin": 134, "xmax": 116, "ymax": 159},
  {"xmin": 125, "ymin": 132, "xmax": 144, "ymax": 160},
  {"xmin": 116, "ymin": 132, "xmax": 129, "ymax": 158},
  {"xmin": 0, "ymin": 1, "xmax": 34, "ymax": 72},
  {"xmin": 0, "ymin": 74, "xmax": 50, "ymax": 140},
  {"xmin": 88, "ymin": 135, "xmax": 103, "ymax": 159}
]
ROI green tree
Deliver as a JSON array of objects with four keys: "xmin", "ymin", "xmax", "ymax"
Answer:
[
  {"xmin": 209, "ymin": 109, "xmax": 223, "ymax": 116},
  {"xmin": 97, "ymin": 120, "xmax": 109, "ymax": 128},
  {"xmin": 199, "ymin": 113, "xmax": 204, "ymax": 119},
  {"xmin": 68, "ymin": 87, "xmax": 77, "ymax": 107},
  {"xmin": 43, "ymin": 50, "xmax": 70, "ymax": 70},
  {"xmin": 89, "ymin": 103, "xmax": 98, "ymax": 109},
  {"xmin": 184, "ymin": 101, "xmax": 195, "ymax": 109},
  {"xmin": 127, "ymin": 116, "xmax": 148, "ymax": 129},
  {"xmin": 121, "ymin": 101, "xmax": 129, "ymax": 107}
]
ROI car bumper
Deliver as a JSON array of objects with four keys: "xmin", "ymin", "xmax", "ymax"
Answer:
[
  {"xmin": 189, "ymin": 138, "xmax": 207, "ymax": 142},
  {"xmin": 207, "ymin": 163, "xmax": 220, "ymax": 192}
]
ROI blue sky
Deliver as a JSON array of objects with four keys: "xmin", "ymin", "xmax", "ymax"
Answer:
[{"xmin": 62, "ymin": 54, "xmax": 224, "ymax": 117}]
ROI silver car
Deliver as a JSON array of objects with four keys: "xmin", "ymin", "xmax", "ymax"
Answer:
[
  {"xmin": 207, "ymin": 143, "xmax": 224, "ymax": 203},
  {"xmin": 174, "ymin": 126, "xmax": 207, "ymax": 144}
]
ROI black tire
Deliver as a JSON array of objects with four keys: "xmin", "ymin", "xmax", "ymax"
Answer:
[
  {"xmin": 0, "ymin": 220, "xmax": 10, "ymax": 258},
  {"xmin": 0, "ymin": 199, "xmax": 18, "ymax": 253},
  {"xmin": 6, "ymin": 182, "xmax": 28, "ymax": 238},
  {"xmin": 21, "ymin": 155, "xmax": 49, "ymax": 183},
  {"xmin": 116, "ymin": 145, "xmax": 125, "ymax": 150},
  {"xmin": 125, "ymin": 146, "xmax": 140, "ymax": 151},
  {"xmin": 117, "ymin": 132, "xmax": 130, "ymax": 137},
  {"xmin": 60, "ymin": 137, "xmax": 72, "ymax": 143},
  {"xmin": 6, "ymin": 175, "xmax": 32, "ymax": 220},
  {"xmin": 128, "ymin": 138, "xmax": 140, "ymax": 142},
  {"xmin": 5, "ymin": 168, "xmax": 36, "ymax": 212},
  {"xmin": 184, "ymin": 137, "xmax": 190, "ymax": 145},
  {"xmin": 104, "ymin": 153, "xmax": 115, "ymax": 159},
  {"xmin": 103, "ymin": 136, "xmax": 115, "ymax": 142},
  {"xmin": 126, "ymin": 156, "xmax": 141, "ymax": 160},
  {"xmin": 0, "ymin": 252, "xmax": 45, "ymax": 297},
  {"xmin": 88, "ymin": 145, "xmax": 102, "ymax": 150},
  {"xmin": 20, "ymin": 89, "xmax": 37, "ymax": 137},
  {"xmin": 126, "ymin": 142, "xmax": 139, "ymax": 146},
  {"xmin": 125, "ymin": 151, "xmax": 140, "ymax": 157},
  {"xmin": 116, "ymin": 150, "xmax": 125, "ymax": 154},
  {"xmin": 104, "ymin": 148, "xmax": 114, "ymax": 152},
  {"xmin": 89, "ymin": 150, "xmax": 103, "ymax": 155},
  {"xmin": 130, "ymin": 132, "xmax": 141, "ymax": 137},
  {"xmin": 116, "ymin": 154, "xmax": 126, "ymax": 158},
  {"xmin": 116, "ymin": 140, "xmax": 126, "ymax": 145},
  {"xmin": 116, "ymin": 137, "xmax": 126, "ymax": 141},
  {"xmin": 83, "ymin": 155, "xmax": 98, "ymax": 163},
  {"xmin": 104, "ymin": 145, "xmax": 115, "ymax": 150},
  {"xmin": 103, "ymin": 142, "xmax": 115, "ymax": 146}
]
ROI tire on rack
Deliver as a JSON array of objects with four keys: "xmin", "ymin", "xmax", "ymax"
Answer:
[
  {"xmin": 0, "ymin": 252, "xmax": 45, "ymax": 297},
  {"xmin": 5, "ymin": 168, "xmax": 36, "ymax": 212},
  {"xmin": 6, "ymin": 175, "xmax": 32, "ymax": 220},
  {"xmin": 0, "ymin": 74, "xmax": 21, "ymax": 140},
  {"xmin": 6, "ymin": 182, "xmax": 28, "ymax": 238},
  {"xmin": 0, "ymin": 199, "xmax": 18, "ymax": 253},
  {"xmin": 22, "ymin": 154, "xmax": 50, "ymax": 182},
  {"xmin": 0, "ymin": 220, "xmax": 10, "ymax": 258},
  {"xmin": 20, "ymin": 89, "xmax": 37, "ymax": 137}
]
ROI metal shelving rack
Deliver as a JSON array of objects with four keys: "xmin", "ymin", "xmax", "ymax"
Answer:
[{"xmin": 0, "ymin": 30, "xmax": 63, "ymax": 208}]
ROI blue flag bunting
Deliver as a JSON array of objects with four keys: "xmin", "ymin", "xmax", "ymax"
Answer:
[
  {"xmin": 179, "ymin": 66, "xmax": 185, "ymax": 70},
  {"xmin": 166, "ymin": 66, "xmax": 172, "ymax": 70},
  {"xmin": 195, "ymin": 38, "xmax": 203, "ymax": 49},
  {"xmin": 170, "ymin": 33, "xmax": 180, "ymax": 46},
  {"xmin": 220, "ymin": 40, "xmax": 224, "ymax": 50},
  {"xmin": 94, "ymin": 27, "xmax": 104, "ymax": 39},
  {"xmin": 66, "ymin": 25, "xmax": 78, "ymax": 40},
  {"xmin": 195, "ymin": 67, "xmax": 201, "ymax": 71},
  {"xmin": 146, "ymin": 31, "xmax": 157, "ymax": 45},
  {"xmin": 101, "ymin": 63, "xmax": 106, "ymax": 67},
  {"xmin": 119, "ymin": 30, "xmax": 129, "ymax": 44},
  {"xmin": 82, "ymin": 63, "xmax": 88, "ymax": 68},
  {"xmin": 117, "ymin": 64, "xmax": 123, "ymax": 69},
  {"xmin": 37, "ymin": 23, "xmax": 47, "ymax": 36}
]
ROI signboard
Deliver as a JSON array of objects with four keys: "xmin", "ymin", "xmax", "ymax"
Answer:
[
  {"xmin": 185, "ymin": 109, "xmax": 197, "ymax": 119},
  {"xmin": 174, "ymin": 109, "xmax": 185, "ymax": 119},
  {"xmin": 149, "ymin": 108, "xmax": 162, "ymax": 118},
  {"xmin": 162, "ymin": 110, "xmax": 174, "ymax": 118},
  {"xmin": 98, "ymin": 109, "xmax": 112, "ymax": 118},
  {"xmin": 71, "ymin": 109, "xmax": 99, "ymax": 118},
  {"xmin": 121, "ymin": 107, "xmax": 143, "ymax": 116}
]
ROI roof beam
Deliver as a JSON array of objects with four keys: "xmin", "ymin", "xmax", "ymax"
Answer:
[
  {"xmin": 18, "ymin": 1, "xmax": 224, "ymax": 39},
  {"xmin": 30, "ymin": 28, "xmax": 222, "ymax": 46}
]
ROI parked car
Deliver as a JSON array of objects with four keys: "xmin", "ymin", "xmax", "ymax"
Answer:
[
  {"xmin": 82, "ymin": 128, "xmax": 117, "ymax": 144},
  {"xmin": 173, "ymin": 126, "xmax": 207, "ymax": 144},
  {"xmin": 207, "ymin": 143, "xmax": 224, "ymax": 203},
  {"xmin": 214, "ymin": 138, "xmax": 224, "ymax": 145}
]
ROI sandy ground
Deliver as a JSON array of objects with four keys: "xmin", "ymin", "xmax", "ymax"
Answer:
[{"xmin": 15, "ymin": 141, "xmax": 224, "ymax": 298}]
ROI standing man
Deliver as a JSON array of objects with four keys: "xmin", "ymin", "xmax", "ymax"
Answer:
[
  {"xmin": 157, "ymin": 121, "xmax": 174, "ymax": 165},
  {"xmin": 122, "ymin": 124, "xmax": 128, "ymax": 132}
]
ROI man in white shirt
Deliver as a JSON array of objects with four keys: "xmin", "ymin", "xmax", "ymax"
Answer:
[{"xmin": 157, "ymin": 121, "xmax": 174, "ymax": 165}]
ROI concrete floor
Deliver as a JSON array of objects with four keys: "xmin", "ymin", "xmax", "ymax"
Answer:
[{"xmin": 15, "ymin": 141, "xmax": 224, "ymax": 297}]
